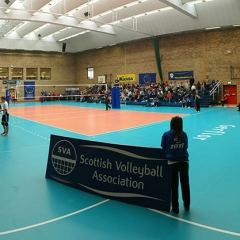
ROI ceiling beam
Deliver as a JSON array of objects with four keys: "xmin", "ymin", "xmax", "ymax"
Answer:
[
  {"xmin": 0, "ymin": 9, "xmax": 115, "ymax": 35},
  {"xmin": 159, "ymin": 0, "xmax": 198, "ymax": 19}
]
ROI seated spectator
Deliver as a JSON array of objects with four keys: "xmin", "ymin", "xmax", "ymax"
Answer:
[
  {"xmin": 221, "ymin": 95, "xmax": 228, "ymax": 107},
  {"xmin": 185, "ymin": 97, "xmax": 191, "ymax": 108},
  {"xmin": 40, "ymin": 94, "xmax": 44, "ymax": 103},
  {"xmin": 181, "ymin": 98, "xmax": 186, "ymax": 107},
  {"xmin": 191, "ymin": 84, "xmax": 196, "ymax": 91},
  {"xmin": 136, "ymin": 92, "xmax": 141, "ymax": 102},
  {"xmin": 52, "ymin": 92, "xmax": 56, "ymax": 101},
  {"xmin": 167, "ymin": 91, "xmax": 172, "ymax": 102},
  {"xmin": 151, "ymin": 98, "xmax": 159, "ymax": 107},
  {"xmin": 196, "ymin": 81, "xmax": 201, "ymax": 91},
  {"xmin": 181, "ymin": 95, "xmax": 190, "ymax": 108}
]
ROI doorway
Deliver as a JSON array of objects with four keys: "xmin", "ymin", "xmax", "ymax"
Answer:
[{"xmin": 223, "ymin": 85, "xmax": 237, "ymax": 104}]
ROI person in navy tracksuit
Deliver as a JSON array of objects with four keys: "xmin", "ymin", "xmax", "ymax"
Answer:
[
  {"xmin": 195, "ymin": 91, "xmax": 201, "ymax": 112},
  {"xmin": 161, "ymin": 116, "xmax": 190, "ymax": 214},
  {"xmin": 105, "ymin": 91, "xmax": 111, "ymax": 111}
]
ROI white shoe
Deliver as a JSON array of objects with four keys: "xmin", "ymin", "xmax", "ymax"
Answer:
[{"xmin": 1, "ymin": 133, "xmax": 7, "ymax": 136}]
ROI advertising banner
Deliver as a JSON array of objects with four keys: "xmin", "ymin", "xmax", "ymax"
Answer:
[
  {"xmin": 24, "ymin": 81, "xmax": 35, "ymax": 100},
  {"xmin": 2, "ymin": 80, "xmax": 17, "ymax": 85},
  {"xmin": 117, "ymin": 74, "xmax": 136, "ymax": 83},
  {"xmin": 168, "ymin": 71, "xmax": 193, "ymax": 80},
  {"xmin": 139, "ymin": 73, "xmax": 156, "ymax": 85},
  {"xmin": 46, "ymin": 135, "xmax": 171, "ymax": 212}
]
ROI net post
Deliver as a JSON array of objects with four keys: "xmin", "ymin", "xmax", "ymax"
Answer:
[
  {"xmin": 6, "ymin": 89, "xmax": 10, "ymax": 106},
  {"xmin": 111, "ymin": 88, "xmax": 120, "ymax": 109}
]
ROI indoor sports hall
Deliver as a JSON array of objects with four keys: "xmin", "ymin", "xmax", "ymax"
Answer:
[
  {"xmin": 0, "ymin": 0, "xmax": 239, "ymax": 239},
  {"xmin": 0, "ymin": 101, "xmax": 239, "ymax": 240}
]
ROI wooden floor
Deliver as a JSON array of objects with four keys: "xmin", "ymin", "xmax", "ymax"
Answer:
[{"xmin": 0, "ymin": 101, "xmax": 240, "ymax": 240}]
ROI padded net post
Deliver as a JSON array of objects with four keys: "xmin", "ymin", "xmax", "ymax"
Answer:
[{"xmin": 111, "ymin": 88, "xmax": 120, "ymax": 109}]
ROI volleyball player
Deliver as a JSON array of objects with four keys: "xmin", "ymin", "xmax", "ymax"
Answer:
[
  {"xmin": 1, "ymin": 96, "xmax": 9, "ymax": 136},
  {"xmin": 105, "ymin": 91, "xmax": 111, "ymax": 110}
]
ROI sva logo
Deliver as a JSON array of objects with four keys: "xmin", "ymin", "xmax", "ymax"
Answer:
[
  {"xmin": 58, "ymin": 147, "xmax": 71, "ymax": 155},
  {"xmin": 51, "ymin": 140, "xmax": 77, "ymax": 175}
]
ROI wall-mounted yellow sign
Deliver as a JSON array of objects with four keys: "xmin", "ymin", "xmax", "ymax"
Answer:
[{"xmin": 117, "ymin": 74, "xmax": 136, "ymax": 83}]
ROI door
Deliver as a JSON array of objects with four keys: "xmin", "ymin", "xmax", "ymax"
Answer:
[
  {"xmin": 223, "ymin": 85, "xmax": 237, "ymax": 104},
  {"xmin": 9, "ymin": 89, "xmax": 17, "ymax": 101}
]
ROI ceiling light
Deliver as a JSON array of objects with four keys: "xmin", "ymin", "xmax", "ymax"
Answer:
[
  {"xmin": 125, "ymin": 2, "xmax": 138, "ymax": 7},
  {"xmin": 48, "ymin": 0, "xmax": 61, "ymax": 7},
  {"xmin": 113, "ymin": 6, "xmax": 124, "ymax": 11},
  {"xmin": 112, "ymin": 20, "xmax": 121, "ymax": 24},
  {"xmin": 5, "ymin": 9, "xmax": 11, "ymax": 13},
  {"xmin": 134, "ymin": 13, "xmax": 145, "ymax": 18},
  {"xmin": 59, "ymin": 30, "xmax": 90, "ymax": 41},
  {"xmin": 160, "ymin": 7, "xmax": 172, "ymax": 11},
  {"xmin": 186, "ymin": 0, "xmax": 202, "ymax": 5},
  {"xmin": 206, "ymin": 26, "xmax": 221, "ymax": 30},
  {"xmin": 146, "ymin": 10, "xmax": 159, "ymax": 15},
  {"xmin": 88, "ymin": 0, "xmax": 99, "ymax": 5},
  {"xmin": 100, "ymin": 10, "xmax": 112, "ymax": 16},
  {"xmin": 121, "ymin": 17, "xmax": 133, "ymax": 22}
]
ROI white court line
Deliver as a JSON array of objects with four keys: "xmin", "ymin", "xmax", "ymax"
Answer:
[
  {"xmin": 0, "ymin": 145, "xmax": 48, "ymax": 154},
  {"xmin": 150, "ymin": 209, "xmax": 240, "ymax": 237},
  {"xmin": 1, "ymin": 198, "xmax": 239, "ymax": 237},
  {"xmin": 12, "ymin": 108, "xmax": 106, "ymax": 117},
  {"xmin": 9, "ymin": 117, "xmax": 90, "ymax": 137},
  {"xmin": 0, "ymin": 199, "xmax": 110, "ymax": 236},
  {"xmin": 93, "ymin": 118, "xmax": 176, "ymax": 137}
]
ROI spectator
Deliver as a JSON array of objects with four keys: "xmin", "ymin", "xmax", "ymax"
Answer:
[
  {"xmin": 104, "ymin": 91, "xmax": 111, "ymax": 110},
  {"xmin": 189, "ymin": 76, "xmax": 194, "ymax": 90},
  {"xmin": 167, "ymin": 91, "xmax": 172, "ymax": 102},
  {"xmin": 195, "ymin": 91, "xmax": 201, "ymax": 113},
  {"xmin": 205, "ymin": 75, "xmax": 211, "ymax": 89},
  {"xmin": 221, "ymin": 95, "xmax": 228, "ymax": 107},
  {"xmin": 191, "ymin": 84, "xmax": 196, "ymax": 91}
]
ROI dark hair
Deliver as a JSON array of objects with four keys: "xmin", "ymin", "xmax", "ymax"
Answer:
[{"xmin": 170, "ymin": 116, "xmax": 185, "ymax": 141}]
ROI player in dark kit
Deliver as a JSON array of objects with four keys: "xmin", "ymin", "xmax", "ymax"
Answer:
[{"xmin": 105, "ymin": 91, "xmax": 111, "ymax": 110}]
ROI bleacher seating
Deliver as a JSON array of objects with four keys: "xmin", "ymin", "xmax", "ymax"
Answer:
[{"xmin": 200, "ymin": 95, "xmax": 213, "ymax": 107}]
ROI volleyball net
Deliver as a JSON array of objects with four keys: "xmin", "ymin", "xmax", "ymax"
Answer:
[{"xmin": 8, "ymin": 84, "xmax": 108, "ymax": 102}]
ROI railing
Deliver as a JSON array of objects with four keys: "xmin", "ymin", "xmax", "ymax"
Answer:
[{"xmin": 210, "ymin": 80, "xmax": 221, "ymax": 100}]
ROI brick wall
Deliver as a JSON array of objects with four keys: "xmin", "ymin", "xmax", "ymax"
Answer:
[
  {"xmin": 0, "ymin": 51, "xmax": 77, "ymax": 98},
  {"xmin": 76, "ymin": 28, "xmax": 240, "ymax": 103},
  {"xmin": 0, "ymin": 28, "xmax": 240, "ymax": 102}
]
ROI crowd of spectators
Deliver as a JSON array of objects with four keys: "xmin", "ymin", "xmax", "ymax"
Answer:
[
  {"xmin": 39, "ymin": 77, "xmax": 220, "ymax": 106},
  {"xmin": 118, "ymin": 79, "xmax": 219, "ymax": 106}
]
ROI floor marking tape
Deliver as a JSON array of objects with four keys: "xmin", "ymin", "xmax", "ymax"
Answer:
[
  {"xmin": 150, "ymin": 209, "xmax": 240, "ymax": 236},
  {"xmin": 0, "ymin": 199, "xmax": 110, "ymax": 236}
]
